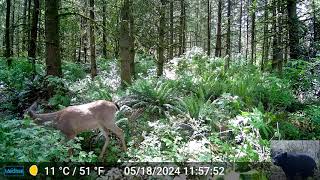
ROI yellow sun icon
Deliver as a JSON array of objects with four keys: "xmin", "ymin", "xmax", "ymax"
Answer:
[{"xmin": 29, "ymin": 165, "xmax": 38, "ymax": 176}]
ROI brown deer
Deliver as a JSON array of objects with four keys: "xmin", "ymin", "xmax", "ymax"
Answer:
[{"xmin": 27, "ymin": 100, "xmax": 127, "ymax": 160}]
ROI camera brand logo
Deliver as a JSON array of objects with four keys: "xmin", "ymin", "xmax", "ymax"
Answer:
[{"xmin": 4, "ymin": 166, "xmax": 24, "ymax": 176}]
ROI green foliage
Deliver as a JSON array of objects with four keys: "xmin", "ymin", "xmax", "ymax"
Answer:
[
  {"xmin": 63, "ymin": 62, "xmax": 86, "ymax": 82},
  {"xmin": 127, "ymin": 79, "xmax": 177, "ymax": 115},
  {"xmin": 0, "ymin": 117, "xmax": 97, "ymax": 162}
]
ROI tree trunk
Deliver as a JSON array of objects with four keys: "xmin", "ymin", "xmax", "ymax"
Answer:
[
  {"xmin": 5, "ymin": 0, "xmax": 12, "ymax": 66},
  {"xmin": 28, "ymin": 0, "xmax": 40, "ymax": 77},
  {"xmin": 272, "ymin": 0, "xmax": 278, "ymax": 70},
  {"xmin": 129, "ymin": 0, "xmax": 135, "ymax": 78},
  {"xmin": 11, "ymin": 0, "xmax": 15, "ymax": 56},
  {"xmin": 245, "ymin": 0, "xmax": 249, "ymax": 61},
  {"xmin": 89, "ymin": 0, "xmax": 97, "ymax": 79},
  {"xmin": 179, "ymin": 0, "xmax": 185, "ymax": 55},
  {"xmin": 22, "ymin": 0, "xmax": 28, "ymax": 53},
  {"xmin": 261, "ymin": 0, "xmax": 269, "ymax": 71},
  {"xmin": 157, "ymin": 0, "xmax": 166, "ymax": 77},
  {"xmin": 102, "ymin": 2, "xmax": 107, "ymax": 58},
  {"xmin": 277, "ymin": 0, "xmax": 284, "ymax": 72},
  {"xmin": 215, "ymin": 0, "xmax": 222, "ymax": 57},
  {"xmin": 120, "ymin": 0, "xmax": 132, "ymax": 86},
  {"xmin": 207, "ymin": 0, "xmax": 211, "ymax": 56},
  {"xmin": 287, "ymin": 0, "xmax": 299, "ymax": 59},
  {"xmin": 225, "ymin": 0, "xmax": 231, "ymax": 70},
  {"xmin": 169, "ymin": 0, "xmax": 174, "ymax": 59},
  {"xmin": 45, "ymin": 0, "xmax": 62, "ymax": 77},
  {"xmin": 239, "ymin": 0, "xmax": 243, "ymax": 53},
  {"xmin": 250, "ymin": 1, "xmax": 256, "ymax": 64}
]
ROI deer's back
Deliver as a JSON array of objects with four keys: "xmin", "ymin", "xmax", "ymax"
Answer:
[{"xmin": 55, "ymin": 100, "xmax": 118, "ymax": 136}]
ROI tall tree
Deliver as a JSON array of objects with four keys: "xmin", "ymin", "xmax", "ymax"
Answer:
[
  {"xmin": 225, "ymin": 0, "xmax": 231, "ymax": 70},
  {"xmin": 119, "ymin": 0, "xmax": 132, "ymax": 86},
  {"xmin": 11, "ymin": 0, "xmax": 15, "ymax": 56},
  {"xmin": 272, "ymin": 0, "xmax": 279, "ymax": 70},
  {"xmin": 239, "ymin": 0, "xmax": 243, "ymax": 53},
  {"xmin": 261, "ymin": 0, "xmax": 269, "ymax": 70},
  {"xmin": 128, "ymin": 0, "xmax": 135, "ymax": 78},
  {"xmin": 89, "ymin": 0, "xmax": 97, "ymax": 79},
  {"xmin": 102, "ymin": 1, "xmax": 107, "ymax": 58},
  {"xmin": 5, "ymin": 0, "xmax": 12, "ymax": 66},
  {"xmin": 179, "ymin": 0, "xmax": 186, "ymax": 55},
  {"xmin": 215, "ymin": 0, "xmax": 222, "ymax": 57},
  {"xmin": 28, "ymin": 0, "xmax": 40, "ymax": 77},
  {"xmin": 207, "ymin": 0, "xmax": 211, "ymax": 56},
  {"xmin": 22, "ymin": 0, "xmax": 28, "ymax": 53},
  {"xmin": 157, "ymin": 0, "xmax": 166, "ymax": 76},
  {"xmin": 45, "ymin": 0, "xmax": 62, "ymax": 77},
  {"xmin": 287, "ymin": 0, "xmax": 299, "ymax": 59},
  {"xmin": 169, "ymin": 0, "xmax": 174, "ymax": 59},
  {"xmin": 250, "ymin": 0, "xmax": 256, "ymax": 64}
]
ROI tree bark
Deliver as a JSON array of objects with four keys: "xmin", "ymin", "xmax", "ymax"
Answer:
[
  {"xmin": 250, "ymin": 1, "xmax": 256, "ymax": 64},
  {"xmin": 102, "ymin": 1, "xmax": 107, "ymax": 58},
  {"xmin": 287, "ymin": 0, "xmax": 299, "ymax": 59},
  {"xmin": 179, "ymin": 0, "xmax": 186, "ymax": 55},
  {"xmin": 129, "ymin": 0, "xmax": 135, "ymax": 78},
  {"xmin": 89, "ymin": 0, "xmax": 97, "ymax": 79},
  {"xmin": 28, "ymin": 0, "xmax": 40, "ymax": 77},
  {"xmin": 225, "ymin": 0, "xmax": 231, "ymax": 70},
  {"xmin": 45, "ymin": 0, "xmax": 62, "ymax": 77},
  {"xmin": 5, "ymin": 0, "xmax": 12, "ymax": 66},
  {"xmin": 157, "ymin": 0, "xmax": 166, "ymax": 77},
  {"xmin": 207, "ymin": 0, "xmax": 211, "ymax": 56},
  {"xmin": 261, "ymin": 0, "xmax": 269, "ymax": 71},
  {"xmin": 22, "ymin": 0, "xmax": 28, "ymax": 53},
  {"xmin": 215, "ymin": 0, "xmax": 222, "ymax": 57},
  {"xmin": 239, "ymin": 0, "xmax": 243, "ymax": 53},
  {"xmin": 120, "ymin": 0, "xmax": 132, "ymax": 86},
  {"xmin": 11, "ymin": 0, "xmax": 15, "ymax": 56},
  {"xmin": 169, "ymin": 0, "xmax": 174, "ymax": 59}
]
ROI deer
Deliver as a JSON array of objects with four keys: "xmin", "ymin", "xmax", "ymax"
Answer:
[{"xmin": 27, "ymin": 100, "xmax": 127, "ymax": 160}]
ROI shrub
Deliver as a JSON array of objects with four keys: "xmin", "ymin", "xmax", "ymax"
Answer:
[{"xmin": 0, "ymin": 117, "xmax": 97, "ymax": 162}]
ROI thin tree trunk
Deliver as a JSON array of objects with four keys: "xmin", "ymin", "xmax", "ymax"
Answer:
[
  {"xmin": 28, "ymin": 0, "xmax": 40, "ymax": 77},
  {"xmin": 11, "ymin": 0, "xmax": 15, "ymax": 56},
  {"xmin": 287, "ymin": 0, "xmax": 299, "ymax": 59},
  {"xmin": 261, "ymin": 0, "xmax": 269, "ymax": 71},
  {"xmin": 22, "ymin": 0, "xmax": 28, "ymax": 53},
  {"xmin": 225, "ymin": 0, "xmax": 231, "ymax": 70},
  {"xmin": 169, "ymin": 0, "xmax": 174, "ymax": 59},
  {"xmin": 120, "ymin": 0, "xmax": 131, "ymax": 86},
  {"xmin": 215, "ymin": 0, "xmax": 222, "ymax": 57},
  {"xmin": 250, "ymin": 1, "xmax": 256, "ymax": 64},
  {"xmin": 157, "ymin": 0, "xmax": 166, "ymax": 76},
  {"xmin": 102, "ymin": 2, "xmax": 107, "ymax": 58},
  {"xmin": 245, "ymin": 0, "xmax": 250, "ymax": 61},
  {"xmin": 272, "ymin": 0, "xmax": 278, "ymax": 70},
  {"xmin": 207, "ymin": 0, "xmax": 211, "ymax": 56},
  {"xmin": 277, "ymin": 0, "xmax": 284, "ymax": 72},
  {"xmin": 45, "ymin": 0, "xmax": 62, "ymax": 77},
  {"xmin": 129, "ymin": 0, "xmax": 135, "ymax": 78},
  {"xmin": 89, "ymin": 0, "xmax": 97, "ymax": 79},
  {"xmin": 239, "ymin": 0, "xmax": 243, "ymax": 53},
  {"xmin": 179, "ymin": 0, "xmax": 185, "ymax": 55},
  {"xmin": 5, "ymin": 0, "xmax": 12, "ymax": 66}
]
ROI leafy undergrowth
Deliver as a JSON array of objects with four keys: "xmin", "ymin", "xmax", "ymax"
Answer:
[{"xmin": 0, "ymin": 49, "xmax": 319, "ymax": 165}]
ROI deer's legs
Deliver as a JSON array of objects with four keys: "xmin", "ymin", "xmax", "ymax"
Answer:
[
  {"xmin": 99, "ymin": 127, "xmax": 110, "ymax": 160},
  {"xmin": 102, "ymin": 123, "xmax": 127, "ymax": 151}
]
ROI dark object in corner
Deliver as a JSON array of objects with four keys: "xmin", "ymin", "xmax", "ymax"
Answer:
[{"xmin": 272, "ymin": 152, "xmax": 317, "ymax": 180}]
